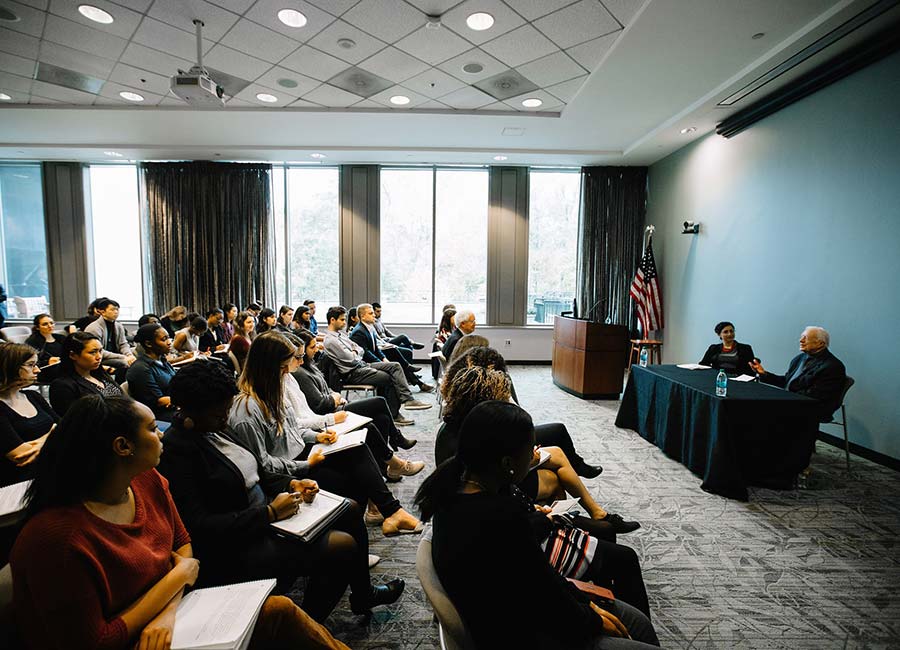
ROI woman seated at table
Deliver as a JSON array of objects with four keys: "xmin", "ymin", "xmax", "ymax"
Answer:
[
  {"xmin": 228, "ymin": 332, "xmax": 424, "ymax": 537},
  {"xmin": 158, "ymin": 361, "xmax": 402, "ymax": 622},
  {"xmin": 229, "ymin": 310, "xmax": 255, "ymax": 371},
  {"xmin": 126, "ymin": 324, "xmax": 177, "ymax": 422},
  {"xmin": 436, "ymin": 365, "xmax": 638, "ymax": 534},
  {"xmin": 24, "ymin": 313, "xmax": 65, "ymax": 382},
  {"xmin": 699, "ymin": 321, "xmax": 756, "ymax": 375},
  {"xmin": 159, "ymin": 304, "xmax": 188, "ymax": 338},
  {"xmin": 49, "ymin": 332, "xmax": 124, "ymax": 416},
  {"xmin": 172, "ymin": 316, "xmax": 209, "ymax": 356},
  {"xmin": 416, "ymin": 401, "xmax": 659, "ymax": 649},
  {"xmin": 11, "ymin": 394, "xmax": 350, "ymax": 649}
]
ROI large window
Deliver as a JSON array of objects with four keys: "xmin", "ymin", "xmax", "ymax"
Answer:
[
  {"xmin": 380, "ymin": 167, "xmax": 488, "ymax": 324},
  {"xmin": 88, "ymin": 165, "xmax": 144, "ymax": 320},
  {"xmin": 0, "ymin": 164, "xmax": 49, "ymax": 319},
  {"xmin": 527, "ymin": 170, "xmax": 581, "ymax": 324}
]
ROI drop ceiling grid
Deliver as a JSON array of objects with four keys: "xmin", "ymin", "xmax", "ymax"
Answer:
[{"xmin": 0, "ymin": 0, "xmax": 636, "ymax": 110}]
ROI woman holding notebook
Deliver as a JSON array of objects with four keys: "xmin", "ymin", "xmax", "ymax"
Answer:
[{"xmin": 10, "ymin": 394, "xmax": 349, "ymax": 649}]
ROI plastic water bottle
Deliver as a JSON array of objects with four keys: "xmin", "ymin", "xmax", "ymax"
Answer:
[
  {"xmin": 716, "ymin": 370, "xmax": 728, "ymax": 397},
  {"xmin": 639, "ymin": 347, "xmax": 649, "ymax": 367}
]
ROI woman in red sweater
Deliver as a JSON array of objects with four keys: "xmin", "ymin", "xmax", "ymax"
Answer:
[{"xmin": 10, "ymin": 395, "xmax": 347, "ymax": 650}]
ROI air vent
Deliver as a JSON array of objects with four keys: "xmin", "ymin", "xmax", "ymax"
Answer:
[
  {"xmin": 328, "ymin": 66, "xmax": 393, "ymax": 98},
  {"xmin": 474, "ymin": 70, "xmax": 539, "ymax": 101},
  {"xmin": 35, "ymin": 62, "xmax": 104, "ymax": 94}
]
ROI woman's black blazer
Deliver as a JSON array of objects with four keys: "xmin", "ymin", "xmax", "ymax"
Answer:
[{"xmin": 699, "ymin": 342, "xmax": 756, "ymax": 375}]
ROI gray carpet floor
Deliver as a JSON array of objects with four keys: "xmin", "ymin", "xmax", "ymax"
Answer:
[{"xmin": 302, "ymin": 366, "xmax": 900, "ymax": 649}]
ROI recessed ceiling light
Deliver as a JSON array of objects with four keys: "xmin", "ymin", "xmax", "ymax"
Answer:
[
  {"xmin": 78, "ymin": 5, "xmax": 114, "ymax": 24},
  {"xmin": 521, "ymin": 98, "xmax": 542, "ymax": 108},
  {"xmin": 277, "ymin": 9, "xmax": 307, "ymax": 28},
  {"xmin": 390, "ymin": 95, "xmax": 410, "ymax": 105},
  {"xmin": 493, "ymin": 155, "xmax": 508, "ymax": 161},
  {"xmin": 310, "ymin": 153, "xmax": 326, "ymax": 159},
  {"xmin": 119, "ymin": 91, "xmax": 144, "ymax": 102},
  {"xmin": 103, "ymin": 151, "xmax": 123, "ymax": 157},
  {"xmin": 466, "ymin": 12, "xmax": 494, "ymax": 31},
  {"xmin": 680, "ymin": 127, "xmax": 696, "ymax": 134},
  {"xmin": 0, "ymin": 92, "xmax": 11, "ymax": 101},
  {"xmin": 256, "ymin": 93, "xmax": 278, "ymax": 103},
  {"xmin": 0, "ymin": 7, "xmax": 20, "ymax": 22},
  {"xmin": 462, "ymin": 62, "xmax": 484, "ymax": 74},
  {"xmin": 337, "ymin": 38, "xmax": 356, "ymax": 49}
]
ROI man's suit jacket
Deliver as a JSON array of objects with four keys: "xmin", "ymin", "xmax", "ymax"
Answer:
[
  {"xmin": 441, "ymin": 327, "xmax": 464, "ymax": 363},
  {"xmin": 760, "ymin": 348, "xmax": 847, "ymax": 421},
  {"xmin": 350, "ymin": 323, "xmax": 385, "ymax": 364}
]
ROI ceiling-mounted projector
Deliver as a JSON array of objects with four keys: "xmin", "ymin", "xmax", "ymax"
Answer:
[{"xmin": 170, "ymin": 19, "xmax": 225, "ymax": 107}]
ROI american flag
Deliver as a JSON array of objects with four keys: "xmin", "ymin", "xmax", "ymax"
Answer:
[{"xmin": 630, "ymin": 238, "xmax": 664, "ymax": 333}]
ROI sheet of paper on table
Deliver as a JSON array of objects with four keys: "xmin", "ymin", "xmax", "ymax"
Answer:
[
  {"xmin": 677, "ymin": 363, "xmax": 712, "ymax": 370},
  {"xmin": 731, "ymin": 374, "xmax": 757, "ymax": 382}
]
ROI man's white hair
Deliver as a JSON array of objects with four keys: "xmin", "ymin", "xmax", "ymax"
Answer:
[
  {"xmin": 804, "ymin": 326, "xmax": 830, "ymax": 347},
  {"xmin": 456, "ymin": 309, "xmax": 475, "ymax": 325},
  {"xmin": 357, "ymin": 303, "xmax": 373, "ymax": 316}
]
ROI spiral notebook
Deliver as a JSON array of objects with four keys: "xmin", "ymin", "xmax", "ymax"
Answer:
[
  {"xmin": 0, "ymin": 480, "xmax": 31, "ymax": 526},
  {"xmin": 270, "ymin": 489, "xmax": 350, "ymax": 542}
]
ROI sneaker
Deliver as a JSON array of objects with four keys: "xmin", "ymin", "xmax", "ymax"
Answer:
[
  {"xmin": 393, "ymin": 415, "xmax": 415, "ymax": 426},
  {"xmin": 417, "ymin": 382, "xmax": 435, "ymax": 393},
  {"xmin": 387, "ymin": 459, "xmax": 425, "ymax": 480},
  {"xmin": 402, "ymin": 399, "xmax": 433, "ymax": 410}
]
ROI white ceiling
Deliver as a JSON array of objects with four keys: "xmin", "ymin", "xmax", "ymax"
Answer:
[{"xmin": 0, "ymin": 0, "xmax": 896, "ymax": 166}]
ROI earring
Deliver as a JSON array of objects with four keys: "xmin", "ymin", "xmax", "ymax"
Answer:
[{"xmin": 509, "ymin": 469, "xmax": 514, "ymax": 475}]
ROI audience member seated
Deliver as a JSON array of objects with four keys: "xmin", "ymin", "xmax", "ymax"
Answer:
[
  {"xmin": 69, "ymin": 297, "xmax": 105, "ymax": 332},
  {"xmin": 229, "ymin": 310, "xmax": 255, "ymax": 371},
  {"xmin": 440, "ymin": 308, "xmax": 476, "ymax": 362},
  {"xmin": 431, "ymin": 307, "xmax": 456, "ymax": 379},
  {"xmin": 85, "ymin": 298, "xmax": 136, "ymax": 369},
  {"xmin": 198, "ymin": 308, "xmax": 227, "ymax": 353},
  {"xmin": 221, "ymin": 302, "xmax": 237, "ymax": 342},
  {"xmin": 246, "ymin": 302, "xmax": 262, "ymax": 319},
  {"xmin": 160, "ymin": 305, "xmax": 188, "ymax": 337},
  {"xmin": 49, "ymin": 332, "xmax": 123, "ymax": 416},
  {"xmin": 158, "ymin": 361, "xmax": 401, "ymax": 623},
  {"xmin": 24, "ymin": 313, "xmax": 65, "ymax": 382},
  {"xmin": 304, "ymin": 299, "xmax": 319, "ymax": 334},
  {"xmin": 293, "ymin": 305, "xmax": 312, "ymax": 331},
  {"xmin": 751, "ymin": 325, "xmax": 847, "ymax": 421},
  {"xmin": 11, "ymin": 394, "xmax": 348, "ymax": 649},
  {"xmin": 415, "ymin": 400, "xmax": 660, "ymax": 649},
  {"xmin": 173, "ymin": 316, "xmax": 208, "ymax": 356},
  {"xmin": 127, "ymin": 324, "xmax": 177, "ymax": 422},
  {"xmin": 346, "ymin": 307, "xmax": 359, "ymax": 331},
  {"xmin": 0, "ymin": 343, "xmax": 58, "ymax": 487},
  {"xmin": 446, "ymin": 332, "xmax": 491, "ymax": 366},
  {"xmin": 437, "ymin": 364, "xmax": 637, "ymax": 533},
  {"xmin": 322, "ymin": 306, "xmax": 432, "ymax": 425},
  {"xmin": 228, "ymin": 332, "xmax": 424, "ymax": 538},
  {"xmin": 699, "ymin": 321, "xmax": 756, "ymax": 375},
  {"xmin": 257, "ymin": 308, "xmax": 277, "ymax": 334},
  {"xmin": 351, "ymin": 303, "xmax": 433, "ymax": 393},
  {"xmin": 276, "ymin": 305, "xmax": 294, "ymax": 333},
  {"xmin": 370, "ymin": 302, "xmax": 421, "ymax": 364},
  {"xmin": 292, "ymin": 330, "xmax": 418, "ymax": 449}
]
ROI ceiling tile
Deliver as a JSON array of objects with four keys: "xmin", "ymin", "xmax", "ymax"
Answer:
[
  {"xmin": 481, "ymin": 24, "xmax": 557, "ymax": 67},
  {"xmin": 280, "ymin": 45, "xmax": 349, "ymax": 81},
  {"xmin": 254, "ymin": 66, "xmax": 320, "ymax": 97},
  {"xmin": 306, "ymin": 0, "xmax": 359, "ymax": 16},
  {"xmin": 244, "ymin": 0, "xmax": 333, "ymax": 41},
  {"xmin": 440, "ymin": 0, "xmax": 525, "ymax": 46},
  {"xmin": 0, "ymin": 70, "xmax": 33, "ymax": 93},
  {"xmin": 12, "ymin": 0, "xmax": 47, "ymax": 9},
  {"xmin": 502, "ymin": 0, "xmax": 579, "ymax": 21},
  {"xmin": 28, "ymin": 93, "xmax": 63, "ymax": 103},
  {"xmin": 30, "ymin": 78, "xmax": 97, "ymax": 103},
  {"xmin": 473, "ymin": 68, "xmax": 538, "ymax": 100},
  {"xmin": 204, "ymin": 44, "xmax": 272, "ymax": 80},
  {"xmin": 302, "ymin": 82, "xmax": 364, "ymax": 107},
  {"xmin": 416, "ymin": 98, "xmax": 451, "ymax": 110},
  {"xmin": 0, "ymin": 26, "xmax": 39, "ymax": 59},
  {"xmin": 501, "ymin": 87, "xmax": 560, "ymax": 111},
  {"xmin": 514, "ymin": 50, "xmax": 584, "ymax": 87},
  {"xmin": 402, "ymin": 67, "xmax": 465, "ymax": 99},
  {"xmin": 599, "ymin": 0, "xmax": 643, "ymax": 27},
  {"xmin": 148, "ymin": 0, "xmax": 240, "ymax": 41},
  {"xmin": 358, "ymin": 46, "xmax": 429, "ymax": 84},
  {"xmin": 328, "ymin": 65, "xmax": 392, "ymax": 97},
  {"xmin": 349, "ymin": 98, "xmax": 381, "ymax": 108},
  {"xmin": 534, "ymin": 0, "xmax": 619, "ymax": 49},
  {"xmin": 395, "ymin": 24, "xmax": 469, "ymax": 66},
  {"xmin": 367, "ymin": 84, "xmax": 429, "ymax": 108},
  {"xmin": 0, "ymin": 87, "xmax": 29, "ymax": 102},
  {"xmin": 307, "ymin": 19, "xmax": 387, "ymax": 64},
  {"xmin": 108, "ymin": 0, "xmax": 153, "ymax": 11},
  {"xmin": 109, "ymin": 62, "xmax": 173, "ymax": 97},
  {"xmin": 232, "ymin": 82, "xmax": 295, "ymax": 106},
  {"xmin": 221, "ymin": 18, "xmax": 300, "ymax": 64},
  {"xmin": 120, "ymin": 42, "xmax": 194, "ymax": 77},
  {"xmin": 565, "ymin": 31, "xmax": 618, "ymax": 71},
  {"xmin": 158, "ymin": 95, "xmax": 187, "ymax": 106},
  {"xmin": 285, "ymin": 97, "xmax": 321, "ymax": 107},
  {"xmin": 437, "ymin": 84, "xmax": 493, "ymax": 109},
  {"xmin": 0, "ymin": 0, "xmax": 45, "ymax": 37},
  {"xmin": 403, "ymin": 0, "xmax": 461, "ymax": 14},
  {"xmin": 207, "ymin": 0, "xmax": 255, "ymax": 13},
  {"xmin": 38, "ymin": 41, "xmax": 117, "ymax": 79},
  {"xmin": 132, "ymin": 18, "xmax": 215, "ymax": 62},
  {"xmin": 343, "ymin": 0, "xmax": 425, "ymax": 43},
  {"xmin": 48, "ymin": 0, "xmax": 143, "ymax": 40},
  {"xmin": 0, "ymin": 50, "xmax": 34, "ymax": 78},
  {"xmin": 478, "ymin": 101, "xmax": 513, "ymax": 111},
  {"xmin": 436, "ymin": 46, "xmax": 506, "ymax": 83},
  {"xmin": 96, "ymin": 81, "xmax": 164, "ymax": 104},
  {"xmin": 43, "ymin": 14, "xmax": 129, "ymax": 60},
  {"xmin": 545, "ymin": 74, "xmax": 586, "ymax": 103}
]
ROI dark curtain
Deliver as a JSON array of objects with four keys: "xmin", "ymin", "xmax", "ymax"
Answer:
[
  {"xmin": 577, "ymin": 166, "xmax": 647, "ymax": 333},
  {"xmin": 140, "ymin": 162, "xmax": 276, "ymax": 314}
]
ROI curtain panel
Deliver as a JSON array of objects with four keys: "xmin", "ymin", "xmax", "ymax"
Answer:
[
  {"xmin": 140, "ymin": 162, "xmax": 275, "ymax": 315},
  {"xmin": 577, "ymin": 166, "xmax": 648, "ymax": 333}
]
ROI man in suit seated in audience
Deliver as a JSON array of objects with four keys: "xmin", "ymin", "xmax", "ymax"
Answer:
[
  {"xmin": 440, "ymin": 308, "xmax": 476, "ymax": 362},
  {"xmin": 751, "ymin": 326, "xmax": 847, "ymax": 421},
  {"xmin": 372, "ymin": 302, "xmax": 424, "ymax": 357},
  {"xmin": 84, "ymin": 297, "xmax": 135, "ymax": 370},
  {"xmin": 323, "ymin": 306, "xmax": 432, "ymax": 425},
  {"xmin": 198, "ymin": 307, "xmax": 227, "ymax": 353},
  {"xmin": 352, "ymin": 304, "xmax": 433, "ymax": 392}
]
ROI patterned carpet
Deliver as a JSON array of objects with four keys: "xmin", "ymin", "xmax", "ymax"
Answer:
[{"xmin": 304, "ymin": 366, "xmax": 900, "ymax": 649}]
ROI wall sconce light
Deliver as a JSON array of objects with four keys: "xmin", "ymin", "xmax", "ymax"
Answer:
[{"xmin": 682, "ymin": 221, "xmax": 700, "ymax": 234}]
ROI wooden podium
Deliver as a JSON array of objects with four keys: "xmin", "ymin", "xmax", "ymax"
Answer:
[{"xmin": 552, "ymin": 316, "xmax": 629, "ymax": 399}]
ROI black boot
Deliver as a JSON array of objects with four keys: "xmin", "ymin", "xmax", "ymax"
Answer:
[
  {"xmin": 389, "ymin": 431, "xmax": 417, "ymax": 450},
  {"xmin": 350, "ymin": 579, "xmax": 406, "ymax": 616}
]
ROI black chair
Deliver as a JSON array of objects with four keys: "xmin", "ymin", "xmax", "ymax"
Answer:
[{"xmin": 316, "ymin": 353, "xmax": 377, "ymax": 400}]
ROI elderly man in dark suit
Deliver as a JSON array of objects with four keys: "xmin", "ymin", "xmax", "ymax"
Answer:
[
  {"xmin": 440, "ymin": 308, "xmax": 476, "ymax": 363},
  {"xmin": 351, "ymin": 303, "xmax": 433, "ymax": 393},
  {"xmin": 751, "ymin": 326, "xmax": 847, "ymax": 422}
]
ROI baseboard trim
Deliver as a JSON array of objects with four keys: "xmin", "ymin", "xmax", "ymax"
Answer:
[{"xmin": 817, "ymin": 430, "xmax": 900, "ymax": 472}]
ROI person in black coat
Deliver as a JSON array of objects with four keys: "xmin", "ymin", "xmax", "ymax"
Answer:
[
  {"xmin": 699, "ymin": 321, "xmax": 756, "ymax": 376},
  {"xmin": 49, "ymin": 332, "xmax": 123, "ymax": 416},
  {"xmin": 350, "ymin": 304, "xmax": 432, "ymax": 391},
  {"xmin": 751, "ymin": 326, "xmax": 847, "ymax": 422},
  {"xmin": 24, "ymin": 313, "xmax": 66, "ymax": 384}
]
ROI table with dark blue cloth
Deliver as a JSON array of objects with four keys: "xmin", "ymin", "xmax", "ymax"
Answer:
[{"xmin": 615, "ymin": 365, "xmax": 820, "ymax": 500}]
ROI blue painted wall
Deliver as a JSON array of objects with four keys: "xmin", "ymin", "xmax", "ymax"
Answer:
[{"xmin": 647, "ymin": 49, "xmax": 900, "ymax": 461}]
